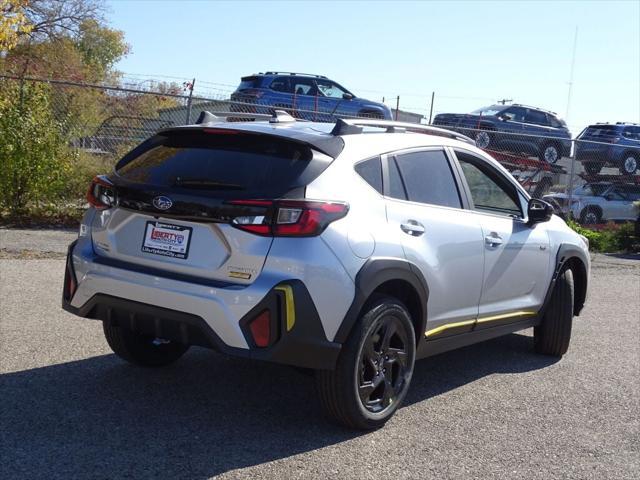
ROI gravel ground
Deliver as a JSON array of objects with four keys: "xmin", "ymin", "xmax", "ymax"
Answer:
[{"xmin": 0, "ymin": 232, "xmax": 638, "ymax": 479}]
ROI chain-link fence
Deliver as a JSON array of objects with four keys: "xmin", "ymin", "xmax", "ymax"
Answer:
[
  {"xmin": 432, "ymin": 120, "xmax": 640, "ymax": 228},
  {"xmin": 1, "ymin": 73, "xmax": 638, "ymax": 231}
]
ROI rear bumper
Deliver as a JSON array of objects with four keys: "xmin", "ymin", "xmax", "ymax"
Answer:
[{"xmin": 62, "ymin": 239, "xmax": 341, "ymax": 370}]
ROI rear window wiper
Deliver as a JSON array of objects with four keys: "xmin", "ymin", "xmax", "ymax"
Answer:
[{"xmin": 172, "ymin": 178, "xmax": 245, "ymax": 190}]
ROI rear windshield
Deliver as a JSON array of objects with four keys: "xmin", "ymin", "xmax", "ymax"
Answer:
[
  {"xmin": 583, "ymin": 125, "xmax": 620, "ymax": 138},
  {"xmin": 116, "ymin": 131, "xmax": 315, "ymax": 196},
  {"xmin": 237, "ymin": 76, "xmax": 262, "ymax": 90}
]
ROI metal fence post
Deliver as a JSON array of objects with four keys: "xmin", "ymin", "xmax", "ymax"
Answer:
[
  {"xmin": 185, "ymin": 78, "xmax": 195, "ymax": 124},
  {"xmin": 566, "ymin": 140, "xmax": 577, "ymax": 218},
  {"xmin": 395, "ymin": 96, "xmax": 400, "ymax": 121},
  {"xmin": 428, "ymin": 91, "xmax": 435, "ymax": 124}
]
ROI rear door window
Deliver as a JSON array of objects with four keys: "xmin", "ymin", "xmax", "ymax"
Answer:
[
  {"xmin": 525, "ymin": 109, "xmax": 548, "ymax": 125},
  {"xmin": 116, "ymin": 131, "xmax": 315, "ymax": 197},
  {"xmin": 388, "ymin": 150, "xmax": 462, "ymax": 209}
]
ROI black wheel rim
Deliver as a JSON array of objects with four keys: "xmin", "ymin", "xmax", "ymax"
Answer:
[{"xmin": 357, "ymin": 315, "xmax": 411, "ymax": 414}]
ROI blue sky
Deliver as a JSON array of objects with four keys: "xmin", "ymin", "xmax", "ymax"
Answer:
[{"xmin": 107, "ymin": 0, "xmax": 639, "ymax": 133}]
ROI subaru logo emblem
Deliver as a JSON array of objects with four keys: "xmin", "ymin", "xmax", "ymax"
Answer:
[{"xmin": 152, "ymin": 196, "xmax": 173, "ymax": 210}]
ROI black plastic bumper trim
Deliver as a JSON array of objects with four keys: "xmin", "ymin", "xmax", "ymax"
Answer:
[{"xmin": 62, "ymin": 244, "xmax": 341, "ymax": 370}]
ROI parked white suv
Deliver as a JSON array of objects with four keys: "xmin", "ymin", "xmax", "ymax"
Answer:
[{"xmin": 63, "ymin": 112, "xmax": 590, "ymax": 429}]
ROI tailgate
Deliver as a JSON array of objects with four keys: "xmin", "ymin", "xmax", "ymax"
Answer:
[{"xmin": 88, "ymin": 127, "xmax": 334, "ymax": 285}]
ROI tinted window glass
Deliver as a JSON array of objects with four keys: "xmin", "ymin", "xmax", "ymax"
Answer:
[
  {"xmin": 583, "ymin": 125, "xmax": 620, "ymax": 139},
  {"xmin": 548, "ymin": 115, "xmax": 563, "ymax": 128},
  {"xmin": 269, "ymin": 77, "xmax": 290, "ymax": 93},
  {"xmin": 388, "ymin": 157, "xmax": 407, "ymax": 200},
  {"xmin": 623, "ymin": 126, "xmax": 640, "ymax": 140},
  {"xmin": 525, "ymin": 109, "xmax": 548, "ymax": 125},
  {"xmin": 502, "ymin": 107, "xmax": 526, "ymax": 122},
  {"xmin": 116, "ymin": 132, "xmax": 313, "ymax": 197},
  {"xmin": 457, "ymin": 151, "xmax": 521, "ymax": 215},
  {"xmin": 292, "ymin": 79, "xmax": 315, "ymax": 96},
  {"xmin": 393, "ymin": 150, "xmax": 461, "ymax": 208},
  {"xmin": 354, "ymin": 157, "xmax": 383, "ymax": 194},
  {"xmin": 316, "ymin": 80, "xmax": 348, "ymax": 99}
]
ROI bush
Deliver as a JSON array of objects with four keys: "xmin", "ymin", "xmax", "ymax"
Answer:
[
  {"xmin": 566, "ymin": 220, "xmax": 639, "ymax": 253},
  {"xmin": 0, "ymin": 82, "xmax": 77, "ymax": 214}
]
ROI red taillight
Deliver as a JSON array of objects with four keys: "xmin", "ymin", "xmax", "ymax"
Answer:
[
  {"xmin": 87, "ymin": 175, "xmax": 116, "ymax": 210},
  {"xmin": 249, "ymin": 310, "xmax": 271, "ymax": 347},
  {"xmin": 227, "ymin": 199, "xmax": 349, "ymax": 237}
]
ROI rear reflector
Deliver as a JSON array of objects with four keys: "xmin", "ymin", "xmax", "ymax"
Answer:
[
  {"xmin": 249, "ymin": 310, "xmax": 271, "ymax": 347},
  {"xmin": 227, "ymin": 199, "xmax": 349, "ymax": 237}
]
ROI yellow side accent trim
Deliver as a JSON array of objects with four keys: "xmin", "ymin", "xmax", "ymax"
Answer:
[
  {"xmin": 424, "ymin": 310, "xmax": 537, "ymax": 338},
  {"xmin": 275, "ymin": 285, "xmax": 296, "ymax": 331},
  {"xmin": 425, "ymin": 319, "xmax": 475, "ymax": 338},
  {"xmin": 475, "ymin": 310, "xmax": 536, "ymax": 325}
]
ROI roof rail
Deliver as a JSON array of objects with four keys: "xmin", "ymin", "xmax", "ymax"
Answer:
[
  {"xmin": 263, "ymin": 71, "xmax": 328, "ymax": 79},
  {"xmin": 511, "ymin": 103, "xmax": 558, "ymax": 116},
  {"xmin": 195, "ymin": 111, "xmax": 272, "ymax": 124},
  {"xmin": 193, "ymin": 110, "xmax": 298, "ymax": 125},
  {"xmin": 331, "ymin": 118, "xmax": 475, "ymax": 145}
]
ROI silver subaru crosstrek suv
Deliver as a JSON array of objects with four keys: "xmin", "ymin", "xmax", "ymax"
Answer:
[{"xmin": 63, "ymin": 112, "xmax": 590, "ymax": 429}]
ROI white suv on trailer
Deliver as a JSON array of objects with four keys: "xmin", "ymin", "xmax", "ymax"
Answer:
[{"xmin": 63, "ymin": 112, "xmax": 590, "ymax": 429}]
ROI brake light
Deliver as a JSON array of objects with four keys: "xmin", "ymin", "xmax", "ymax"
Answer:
[
  {"xmin": 228, "ymin": 199, "xmax": 349, "ymax": 237},
  {"xmin": 248, "ymin": 310, "xmax": 271, "ymax": 347},
  {"xmin": 87, "ymin": 175, "xmax": 116, "ymax": 210}
]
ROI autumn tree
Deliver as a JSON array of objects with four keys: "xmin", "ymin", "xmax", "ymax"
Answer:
[{"xmin": 1, "ymin": 0, "xmax": 32, "ymax": 52}]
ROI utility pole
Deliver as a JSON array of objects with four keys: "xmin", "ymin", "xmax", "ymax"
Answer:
[
  {"xmin": 565, "ymin": 26, "xmax": 579, "ymax": 211},
  {"xmin": 565, "ymin": 26, "xmax": 578, "ymax": 122},
  {"xmin": 395, "ymin": 96, "xmax": 400, "ymax": 121},
  {"xmin": 428, "ymin": 91, "xmax": 435, "ymax": 124},
  {"xmin": 185, "ymin": 78, "xmax": 196, "ymax": 124}
]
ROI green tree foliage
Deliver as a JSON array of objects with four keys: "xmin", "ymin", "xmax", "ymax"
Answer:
[
  {"xmin": 0, "ymin": 81, "xmax": 76, "ymax": 213},
  {"xmin": 76, "ymin": 19, "xmax": 129, "ymax": 78}
]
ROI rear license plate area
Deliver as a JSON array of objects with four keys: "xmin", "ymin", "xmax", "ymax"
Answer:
[{"xmin": 141, "ymin": 221, "xmax": 192, "ymax": 259}]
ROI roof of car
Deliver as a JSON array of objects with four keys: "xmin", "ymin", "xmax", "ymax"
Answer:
[
  {"xmin": 250, "ymin": 72, "xmax": 329, "ymax": 79},
  {"xmin": 161, "ymin": 114, "xmax": 477, "ymax": 160}
]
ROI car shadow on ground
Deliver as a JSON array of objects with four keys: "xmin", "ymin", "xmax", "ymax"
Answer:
[{"xmin": 1, "ymin": 332, "xmax": 557, "ymax": 479}]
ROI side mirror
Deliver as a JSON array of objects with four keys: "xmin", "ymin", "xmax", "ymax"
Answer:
[
  {"xmin": 342, "ymin": 93, "xmax": 354, "ymax": 100},
  {"xmin": 498, "ymin": 114, "xmax": 509, "ymax": 122},
  {"xmin": 527, "ymin": 198, "xmax": 554, "ymax": 225}
]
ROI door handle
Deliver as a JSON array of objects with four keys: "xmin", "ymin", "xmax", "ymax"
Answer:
[
  {"xmin": 485, "ymin": 233, "xmax": 503, "ymax": 247},
  {"xmin": 400, "ymin": 220, "xmax": 425, "ymax": 236}
]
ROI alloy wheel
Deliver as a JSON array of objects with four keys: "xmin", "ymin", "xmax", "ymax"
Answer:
[
  {"xmin": 475, "ymin": 131, "xmax": 490, "ymax": 149},
  {"xmin": 544, "ymin": 146, "xmax": 559, "ymax": 163},
  {"xmin": 357, "ymin": 315, "xmax": 412, "ymax": 414},
  {"xmin": 623, "ymin": 156, "xmax": 637, "ymax": 174}
]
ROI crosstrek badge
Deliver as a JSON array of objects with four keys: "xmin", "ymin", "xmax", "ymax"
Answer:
[{"xmin": 141, "ymin": 221, "xmax": 192, "ymax": 259}]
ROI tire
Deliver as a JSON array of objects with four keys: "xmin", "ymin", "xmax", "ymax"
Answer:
[
  {"xmin": 534, "ymin": 268, "xmax": 574, "ymax": 357},
  {"xmin": 580, "ymin": 207, "xmax": 602, "ymax": 225},
  {"xmin": 315, "ymin": 296, "xmax": 416, "ymax": 430},
  {"xmin": 474, "ymin": 129, "xmax": 492, "ymax": 149},
  {"xmin": 619, "ymin": 153, "xmax": 639, "ymax": 175},
  {"xmin": 539, "ymin": 142, "xmax": 561, "ymax": 164},
  {"xmin": 103, "ymin": 323, "xmax": 189, "ymax": 367},
  {"xmin": 583, "ymin": 162, "xmax": 603, "ymax": 175}
]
